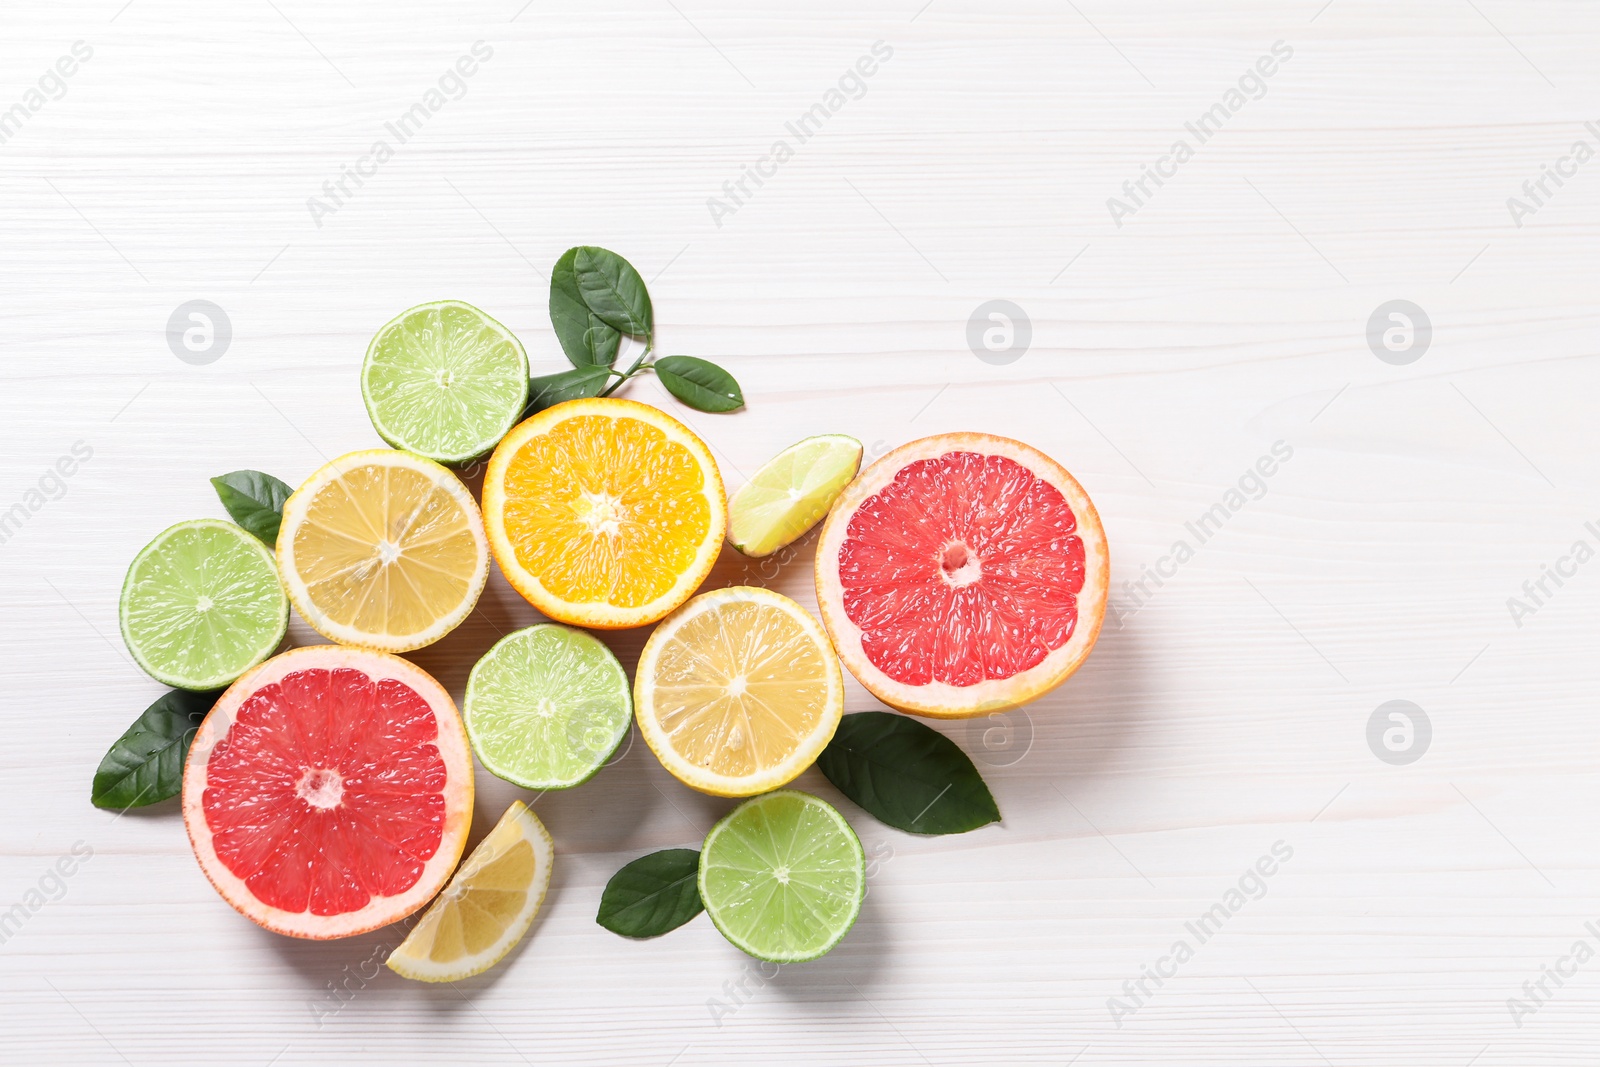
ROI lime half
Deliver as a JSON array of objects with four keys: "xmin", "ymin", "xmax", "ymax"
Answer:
[
  {"xmin": 728, "ymin": 434, "xmax": 863, "ymax": 557},
  {"xmin": 361, "ymin": 300, "xmax": 530, "ymax": 464},
  {"xmin": 464, "ymin": 624, "xmax": 632, "ymax": 789},
  {"xmin": 698, "ymin": 790, "xmax": 865, "ymax": 962},
  {"xmin": 119, "ymin": 519, "xmax": 289, "ymax": 691}
]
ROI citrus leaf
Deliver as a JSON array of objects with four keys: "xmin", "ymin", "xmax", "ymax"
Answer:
[
  {"xmin": 572, "ymin": 246, "xmax": 653, "ymax": 337},
  {"xmin": 528, "ymin": 365, "xmax": 612, "ymax": 413},
  {"xmin": 91, "ymin": 689, "xmax": 219, "ymax": 810},
  {"xmin": 654, "ymin": 356, "xmax": 744, "ymax": 413},
  {"xmin": 817, "ymin": 712, "xmax": 999, "ymax": 835},
  {"xmin": 550, "ymin": 249, "xmax": 622, "ymax": 367},
  {"xmin": 597, "ymin": 848, "xmax": 704, "ymax": 938},
  {"xmin": 210, "ymin": 470, "xmax": 292, "ymax": 547}
]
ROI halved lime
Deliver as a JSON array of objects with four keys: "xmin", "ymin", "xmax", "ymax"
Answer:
[
  {"xmin": 728, "ymin": 434, "xmax": 863, "ymax": 557},
  {"xmin": 361, "ymin": 300, "xmax": 530, "ymax": 464},
  {"xmin": 464, "ymin": 624, "xmax": 632, "ymax": 789},
  {"xmin": 119, "ymin": 519, "xmax": 289, "ymax": 691},
  {"xmin": 698, "ymin": 790, "xmax": 865, "ymax": 962}
]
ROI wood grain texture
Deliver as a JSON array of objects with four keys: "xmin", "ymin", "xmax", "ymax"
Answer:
[{"xmin": 3, "ymin": 1, "xmax": 1598, "ymax": 1063}]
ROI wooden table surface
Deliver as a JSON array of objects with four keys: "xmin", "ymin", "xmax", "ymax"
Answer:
[{"xmin": 4, "ymin": 1, "xmax": 1597, "ymax": 1064}]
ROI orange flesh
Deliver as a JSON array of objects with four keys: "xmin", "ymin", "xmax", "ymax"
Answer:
[{"xmin": 498, "ymin": 414, "xmax": 713, "ymax": 608}]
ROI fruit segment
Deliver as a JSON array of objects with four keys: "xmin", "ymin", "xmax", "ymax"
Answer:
[
  {"xmin": 386, "ymin": 800, "xmax": 554, "ymax": 983},
  {"xmin": 728, "ymin": 434, "xmax": 863, "ymax": 557}
]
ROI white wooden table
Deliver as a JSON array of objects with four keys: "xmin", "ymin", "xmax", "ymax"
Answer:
[{"xmin": 4, "ymin": 1, "xmax": 1597, "ymax": 1063}]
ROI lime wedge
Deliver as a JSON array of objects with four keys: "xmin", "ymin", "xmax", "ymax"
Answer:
[
  {"xmin": 119, "ymin": 519, "xmax": 289, "ymax": 691},
  {"xmin": 361, "ymin": 300, "xmax": 530, "ymax": 464},
  {"xmin": 698, "ymin": 790, "xmax": 865, "ymax": 962},
  {"xmin": 464, "ymin": 624, "xmax": 632, "ymax": 789},
  {"xmin": 728, "ymin": 435, "xmax": 863, "ymax": 557}
]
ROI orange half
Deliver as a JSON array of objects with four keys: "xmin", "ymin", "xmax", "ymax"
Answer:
[{"xmin": 482, "ymin": 398, "xmax": 727, "ymax": 629}]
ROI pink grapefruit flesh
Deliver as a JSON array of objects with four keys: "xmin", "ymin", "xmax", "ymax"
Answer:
[
  {"xmin": 182, "ymin": 645, "xmax": 474, "ymax": 939},
  {"xmin": 814, "ymin": 433, "xmax": 1108, "ymax": 718}
]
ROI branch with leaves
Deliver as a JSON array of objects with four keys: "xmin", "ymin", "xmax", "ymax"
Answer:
[{"xmin": 530, "ymin": 246, "xmax": 744, "ymax": 414}]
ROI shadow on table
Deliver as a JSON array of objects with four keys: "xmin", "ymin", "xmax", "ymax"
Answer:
[{"xmin": 255, "ymin": 852, "xmax": 560, "ymax": 1025}]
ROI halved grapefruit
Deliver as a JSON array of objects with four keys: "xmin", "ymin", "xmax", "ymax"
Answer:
[
  {"xmin": 814, "ymin": 433, "xmax": 1108, "ymax": 719},
  {"xmin": 182, "ymin": 645, "xmax": 474, "ymax": 939}
]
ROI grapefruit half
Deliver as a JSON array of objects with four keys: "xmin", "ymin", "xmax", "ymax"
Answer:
[
  {"xmin": 182, "ymin": 645, "xmax": 474, "ymax": 939},
  {"xmin": 814, "ymin": 433, "xmax": 1108, "ymax": 718}
]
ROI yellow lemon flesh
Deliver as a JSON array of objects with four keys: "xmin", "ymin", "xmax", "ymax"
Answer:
[
  {"xmin": 634, "ymin": 586, "xmax": 844, "ymax": 797},
  {"xmin": 386, "ymin": 800, "xmax": 553, "ymax": 983},
  {"xmin": 277, "ymin": 450, "xmax": 488, "ymax": 652}
]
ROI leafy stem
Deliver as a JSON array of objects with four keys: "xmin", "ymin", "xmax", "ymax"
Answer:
[
  {"xmin": 598, "ymin": 341, "xmax": 654, "ymax": 397},
  {"xmin": 542, "ymin": 246, "xmax": 744, "ymax": 414}
]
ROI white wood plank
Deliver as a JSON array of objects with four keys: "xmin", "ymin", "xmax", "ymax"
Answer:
[{"xmin": 3, "ymin": 1, "xmax": 1599, "ymax": 1063}]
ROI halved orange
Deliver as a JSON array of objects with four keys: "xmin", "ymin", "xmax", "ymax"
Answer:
[{"xmin": 482, "ymin": 398, "xmax": 726, "ymax": 629}]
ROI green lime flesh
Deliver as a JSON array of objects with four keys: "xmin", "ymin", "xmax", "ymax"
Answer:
[
  {"xmin": 118, "ymin": 519, "xmax": 289, "ymax": 691},
  {"xmin": 361, "ymin": 300, "xmax": 530, "ymax": 464},
  {"xmin": 464, "ymin": 624, "xmax": 633, "ymax": 790},
  {"xmin": 698, "ymin": 790, "xmax": 866, "ymax": 963},
  {"xmin": 728, "ymin": 434, "xmax": 863, "ymax": 557}
]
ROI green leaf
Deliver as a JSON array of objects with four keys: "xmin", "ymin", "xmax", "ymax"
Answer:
[
  {"xmin": 528, "ymin": 365, "xmax": 612, "ymax": 413},
  {"xmin": 91, "ymin": 690, "xmax": 219, "ymax": 810},
  {"xmin": 210, "ymin": 470, "xmax": 292, "ymax": 547},
  {"xmin": 597, "ymin": 848, "xmax": 704, "ymax": 938},
  {"xmin": 550, "ymin": 249, "xmax": 623, "ymax": 367},
  {"xmin": 653, "ymin": 356, "xmax": 744, "ymax": 413},
  {"xmin": 571, "ymin": 246, "xmax": 653, "ymax": 337},
  {"xmin": 817, "ymin": 712, "xmax": 1000, "ymax": 835}
]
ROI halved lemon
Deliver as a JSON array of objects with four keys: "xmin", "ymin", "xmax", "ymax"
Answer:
[
  {"xmin": 634, "ymin": 586, "xmax": 844, "ymax": 797},
  {"xmin": 482, "ymin": 398, "xmax": 726, "ymax": 630},
  {"xmin": 277, "ymin": 449, "xmax": 489, "ymax": 652},
  {"xmin": 386, "ymin": 800, "xmax": 553, "ymax": 982}
]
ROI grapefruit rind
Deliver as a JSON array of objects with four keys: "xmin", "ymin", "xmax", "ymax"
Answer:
[
  {"xmin": 481, "ymin": 397, "xmax": 727, "ymax": 630},
  {"xmin": 181, "ymin": 645, "xmax": 475, "ymax": 940},
  {"xmin": 813, "ymin": 433, "xmax": 1108, "ymax": 719}
]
